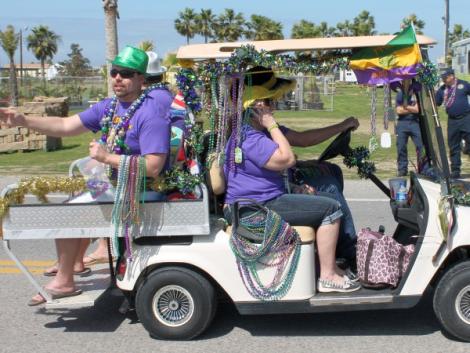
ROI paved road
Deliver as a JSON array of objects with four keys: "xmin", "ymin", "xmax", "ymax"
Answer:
[{"xmin": 0, "ymin": 178, "xmax": 468, "ymax": 353}]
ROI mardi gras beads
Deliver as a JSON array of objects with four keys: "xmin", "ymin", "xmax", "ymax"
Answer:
[{"xmin": 100, "ymin": 83, "xmax": 168, "ymax": 155}]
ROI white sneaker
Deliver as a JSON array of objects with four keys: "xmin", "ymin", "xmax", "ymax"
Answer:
[{"xmin": 318, "ymin": 277, "xmax": 361, "ymax": 293}]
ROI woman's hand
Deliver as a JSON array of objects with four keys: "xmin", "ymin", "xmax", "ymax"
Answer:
[
  {"xmin": 89, "ymin": 139, "xmax": 110, "ymax": 164},
  {"xmin": 252, "ymin": 101, "xmax": 276, "ymax": 129},
  {"xmin": 0, "ymin": 107, "xmax": 26, "ymax": 127}
]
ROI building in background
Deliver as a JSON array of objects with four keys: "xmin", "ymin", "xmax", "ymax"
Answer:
[
  {"xmin": 0, "ymin": 63, "xmax": 61, "ymax": 80},
  {"xmin": 452, "ymin": 38, "xmax": 470, "ymax": 75}
]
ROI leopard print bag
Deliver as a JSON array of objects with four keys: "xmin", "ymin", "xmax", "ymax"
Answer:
[{"xmin": 356, "ymin": 228, "xmax": 415, "ymax": 288}]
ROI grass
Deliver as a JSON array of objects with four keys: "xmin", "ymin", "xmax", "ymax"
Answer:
[{"xmin": 1, "ymin": 83, "xmax": 468, "ymax": 179}]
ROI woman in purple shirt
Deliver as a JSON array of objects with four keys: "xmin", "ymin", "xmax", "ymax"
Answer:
[{"xmin": 224, "ymin": 67, "xmax": 360, "ymax": 293}]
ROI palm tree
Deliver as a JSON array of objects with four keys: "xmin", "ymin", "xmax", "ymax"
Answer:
[
  {"xmin": 103, "ymin": 0, "xmax": 119, "ymax": 97},
  {"xmin": 163, "ymin": 52, "xmax": 178, "ymax": 70},
  {"xmin": 245, "ymin": 15, "xmax": 283, "ymax": 41},
  {"xmin": 352, "ymin": 10, "xmax": 376, "ymax": 36},
  {"xmin": 214, "ymin": 9, "xmax": 245, "ymax": 42},
  {"xmin": 335, "ymin": 20, "xmax": 354, "ymax": 37},
  {"xmin": 174, "ymin": 8, "xmax": 198, "ymax": 44},
  {"xmin": 138, "ymin": 40, "xmax": 154, "ymax": 52},
  {"xmin": 0, "ymin": 25, "xmax": 19, "ymax": 106},
  {"xmin": 401, "ymin": 14, "xmax": 425, "ymax": 34},
  {"xmin": 26, "ymin": 25, "xmax": 61, "ymax": 85},
  {"xmin": 196, "ymin": 9, "xmax": 215, "ymax": 43},
  {"xmin": 317, "ymin": 21, "xmax": 336, "ymax": 37},
  {"xmin": 450, "ymin": 24, "xmax": 470, "ymax": 43},
  {"xmin": 291, "ymin": 20, "xmax": 320, "ymax": 39}
]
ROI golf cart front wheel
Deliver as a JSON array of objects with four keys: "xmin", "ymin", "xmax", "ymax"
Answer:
[
  {"xmin": 434, "ymin": 260, "xmax": 470, "ymax": 341},
  {"xmin": 135, "ymin": 266, "xmax": 217, "ymax": 340}
]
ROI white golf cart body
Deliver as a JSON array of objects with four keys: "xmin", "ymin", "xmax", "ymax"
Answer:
[{"xmin": 3, "ymin": 34, "xmax": 470, "ymax": 340}]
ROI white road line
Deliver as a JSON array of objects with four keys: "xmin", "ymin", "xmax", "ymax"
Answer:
[{"xmin": 346, "ymin": 198, "xmax": 389, "ymax": 202}]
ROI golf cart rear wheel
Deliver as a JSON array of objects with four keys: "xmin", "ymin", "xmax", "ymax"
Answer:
[
  {"xmin": 433, "ymin": 260, "xmax": 470, "ymax": 341},
  {"xmin": 136, "ymin": 266, "xmax": 217, "ymax": 340}
]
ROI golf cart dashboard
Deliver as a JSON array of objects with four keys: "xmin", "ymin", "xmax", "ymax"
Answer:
[{"xmin": 390, "ymin": 173, "xmax": 427, "ymax": 235}]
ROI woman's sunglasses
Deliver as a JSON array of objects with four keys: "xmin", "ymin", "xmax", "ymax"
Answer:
[{"xmin": 110, "ymin": 68, "xmax": 138, "ymax": 79}]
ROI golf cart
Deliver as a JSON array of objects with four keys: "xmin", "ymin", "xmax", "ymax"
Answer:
[{"xmin": 3, "ymin": 34, "xmax": 470, "ymax": 342}]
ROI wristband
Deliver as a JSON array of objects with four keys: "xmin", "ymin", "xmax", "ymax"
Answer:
[{"xmin": 268, "ymin": 123, "xmax": 279, "ymax": 133}]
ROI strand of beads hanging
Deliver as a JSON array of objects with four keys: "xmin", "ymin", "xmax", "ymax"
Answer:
[
  {"xmin": 100, "ymin": 83, "xmax": 168, "ymax": 155},
  {"xmin": 343, "ymin": 146, "xmax": 376, "ymax": 179},
  {"xmin": 417, "ymin": 61, "xmax": 439, "ymax": 89},
  {"xmin": 0, "ymin": 176, "xmax": 87, "ymax": 219},
  {"xmin": 229, "ymin": 207, "xmax": 301, "ymax": 301},
  {"xmin": 175, "ymin": 68, "xmax": 202, "ymax": 113},
  {"xmin": 110, "ymin": 155, "xmax": 146, "ymax": 260}
]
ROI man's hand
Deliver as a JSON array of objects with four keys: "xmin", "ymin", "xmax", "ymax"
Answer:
[
  {"xmin": 89, "ymin": 139, "xmax": 110, "ymax": 164},
  {"xmin": 0, "ymin": 107, "xmax": 26, "ymax": 127},
  {"xmin": 341, "ymin": 117, "xmax": 359, "ymax": 132},
  {"xmin": 292, "ymin": 183, "xmax": 316, "ymax": 195}
]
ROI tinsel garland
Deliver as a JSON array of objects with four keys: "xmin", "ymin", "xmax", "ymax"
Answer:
[
  {"xmin": 0, "ymin": 176, "xmax": 87, "ymax": 219},
  {"xmin": 175, "ymin": 68, "xmax": 203, "ymax": 113},
  {"xmin": 198, "ymin": 45, "xmax": 351, "ymax": 77},
  {"xmin": 149, "ymin": 167, "xmax": 203, "ymax": 195},
  {"xmin": 451, "ymin": 183, "xmax": 470, "ymax": 206},
  {"xmin": 343, "ymin": 146, "xmax": 376, "ymax": 179},
  {"xmin": 416, "ymin": 61, "xmax": 439, "ymax": 89}
]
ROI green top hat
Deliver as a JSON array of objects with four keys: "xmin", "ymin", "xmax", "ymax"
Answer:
[{"xmin": 111, "ymin": 46, "xmax": 148, "ymax": 74}]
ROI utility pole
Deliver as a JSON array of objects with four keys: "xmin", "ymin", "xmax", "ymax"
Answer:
[
  {"xmin": 19, "ymin": 29, "xmax": 23, "ymax": 81},
  {"xmin": 444, "ymin": 0, "xmax": 450, "ymax": 64}
]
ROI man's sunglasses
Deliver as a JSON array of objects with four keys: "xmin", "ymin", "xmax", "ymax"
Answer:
[{"xmin": 110, "ymin": 68, "xmax": 139, "ymax": 79}]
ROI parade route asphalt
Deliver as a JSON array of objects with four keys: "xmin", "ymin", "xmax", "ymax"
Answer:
[{"xmin": 0, "ymin": 177, "xmax": 469, "ymax": 353}]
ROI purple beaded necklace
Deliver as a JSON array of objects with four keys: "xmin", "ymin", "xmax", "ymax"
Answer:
[{"xmin": 100, "ymin": 83, "xmax": 167, "ymax": 154}]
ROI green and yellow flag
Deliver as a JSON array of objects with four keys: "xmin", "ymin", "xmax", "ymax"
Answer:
[{"xmin": 350, "ymin": 25, "xmax": 422, "ymax": 84}]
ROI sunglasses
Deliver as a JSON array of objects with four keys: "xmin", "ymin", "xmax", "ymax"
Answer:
[{"xmin": 110, "ymin": 68, "xmax": 139, "ymax": 79}]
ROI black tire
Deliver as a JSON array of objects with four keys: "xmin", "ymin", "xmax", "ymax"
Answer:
[
  {"xmin": 433, "ymin": 260, "xmax": 470, "ymax": 341},
  {"xmin": 135, "ymin": 266, "xmax": 217, "ymax": 340}
]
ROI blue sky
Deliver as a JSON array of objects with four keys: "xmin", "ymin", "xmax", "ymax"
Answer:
[{"xmin": 1, "ymin": 0, "xmax": 469, "ymax": 67}]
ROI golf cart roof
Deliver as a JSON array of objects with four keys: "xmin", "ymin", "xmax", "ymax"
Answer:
[{"xmin": 176, "ymin": 34, "xmax": 437, "ymax": 60}]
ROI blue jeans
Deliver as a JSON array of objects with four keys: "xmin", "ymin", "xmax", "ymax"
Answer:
[
  {"xmin": 301, "ymin": 175, "xmax": 356, "ymax": 261},
  {"xmin": 396, "ymin": 118, "xmax": 423, "ymax": 174},
  {"xmin": 225, "ymin": 193, "xmax": 342, "ymax": 229},
  {"xmin": 447, "ymin": 113, "xmax": 470, "ymax": 174},
  {"xmin": 295, "ymin": 162, "xmax": 356, "ymax": 261}
]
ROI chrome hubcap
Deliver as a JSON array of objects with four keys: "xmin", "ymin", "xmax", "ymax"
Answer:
[
  {"xmin": 455, "ymin": 284, "xmax": 470, "ymax": 325},
  {"xmin": 153, "ymin": 285, "xmax": 194, "ymax": 327}
]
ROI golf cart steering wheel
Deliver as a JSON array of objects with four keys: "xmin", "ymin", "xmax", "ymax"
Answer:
[{"xmin": 318, "ymin": 126, "xmax": 354, "ymax": 162}]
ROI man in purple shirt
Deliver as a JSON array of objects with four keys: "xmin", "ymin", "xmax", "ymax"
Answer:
[{"xmin": 0, "ymin": 46, "xmax": 171, "ymax": 305}]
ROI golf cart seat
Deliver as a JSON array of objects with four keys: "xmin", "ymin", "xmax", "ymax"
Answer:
[{"xmin": 205, "ymin": 153, "xmax": 315, "ymax": 245}]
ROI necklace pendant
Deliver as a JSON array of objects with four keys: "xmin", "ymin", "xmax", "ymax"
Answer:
[{"xmin": 235, "ymin": 147, "xmax": 243, "ymax": 164}]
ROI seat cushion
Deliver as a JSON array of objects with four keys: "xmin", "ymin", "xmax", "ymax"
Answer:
[{"xmin": 225, "ymin": 225, "xmax": 315, "ymax": 244}]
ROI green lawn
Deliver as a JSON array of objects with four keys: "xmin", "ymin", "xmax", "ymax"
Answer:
[{"xmin": 1, "ymin": 83, "xmax": 468, "ymax": 179}]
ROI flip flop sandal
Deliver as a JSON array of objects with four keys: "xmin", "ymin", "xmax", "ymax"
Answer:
[
  {"xmin": 43, "ymin": 267, "xmax": 92, "ymax": 277},
  {"xmin": 83, "ymin": 255, "xmax": 114, "ymax": 266},
  {"xmin": 27, "ymin": 288, "xmax": 83, "ymax": 306}
]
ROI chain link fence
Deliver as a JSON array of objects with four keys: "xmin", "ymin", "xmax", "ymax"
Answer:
[
  {"xmin": 1, "ymin": 73, "xmax": 342, "ymax": 112},
  {"xmin": 273, "ymin": 74, "xmax": 336, "ymax": 111},
  {"xmin": 0, "ymin": 76, "xmax": 106, "ymax": 107}
]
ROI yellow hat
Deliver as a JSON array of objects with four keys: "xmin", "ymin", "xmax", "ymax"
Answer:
[{"xmin": 242, "ymin": 66, "xmax": 296, "ymax": 109}]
